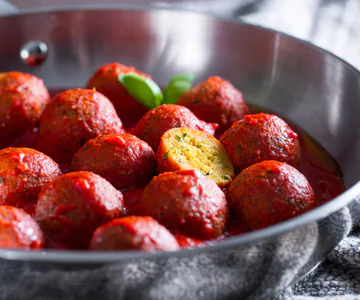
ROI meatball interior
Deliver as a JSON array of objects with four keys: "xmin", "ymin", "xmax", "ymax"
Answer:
[{"xmin": 157, "ymin": 127, "xmax": 234, "ymax": 187}]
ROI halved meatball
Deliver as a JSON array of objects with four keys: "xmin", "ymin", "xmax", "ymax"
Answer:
[{"xmin": 157, "ymin": 127, "xmax": 234, "ymax": 187}]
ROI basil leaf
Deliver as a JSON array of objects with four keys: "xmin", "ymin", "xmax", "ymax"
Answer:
[
  {"xmin": 118, "ymin": 73, "xmax": 163, "ymax": 109},
  {"xmin": 163, "ymin": 73, "xmax": 195, "ymax": 104},
  {"xmin": 169, "ymin": 73, "xmax": 195, "ymax": 83}
]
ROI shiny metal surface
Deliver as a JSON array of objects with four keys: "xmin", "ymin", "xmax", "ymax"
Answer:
[
  {"xmin": 0, "ymin": 7, "xmax": 360, "ymax": 299},
  {"xmin": 0, "ymin": 0, "xmax": 16, "ymax": 15},
  {"xmin": 19, "ymin": 40, "xmax": 48, "ymax": 66}
]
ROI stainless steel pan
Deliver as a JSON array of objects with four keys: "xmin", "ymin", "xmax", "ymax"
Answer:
[{"xmin": 1, "ymin": 6, "xmax": 360, "ymax": 300}]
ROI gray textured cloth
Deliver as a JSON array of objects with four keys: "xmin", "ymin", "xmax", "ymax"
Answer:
[{"xmin": 280, "ymin": 235, "xmax": 360, "ymax": 299}]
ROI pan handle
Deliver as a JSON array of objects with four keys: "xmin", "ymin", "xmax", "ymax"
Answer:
[{"xmin": 0, "ymin": 0, "xmax": 18, "ymax": 16}]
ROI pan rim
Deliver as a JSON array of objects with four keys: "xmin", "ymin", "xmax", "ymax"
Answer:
[{"xmin": 0, "ymin": 4, "xmax": 360, "ymax": 263}]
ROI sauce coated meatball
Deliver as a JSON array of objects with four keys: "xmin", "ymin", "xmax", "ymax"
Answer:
[
  {"xmin": 0, "ymin": 147, "xmax": 62, "ymax": 215},
  {"xmin": 220, "ymin": 113, "xmax": 300, "ymax": 173},
  {"xmin": 35, "ymin": 88, "xmax": 124, "ymax": 164},
  {"xmin": 177, "ymin": 76, "xmax": 248, "ymax": 135},
  {"xmin": 227, "ymin": 160, "xmax": 316, "ymax": 230},
  {"xmin": 0, "ymin": 205, "xmax": 45, "ymax": 249},
  {"xmin": 134, "ymin": 170, "xmax": 228, "ymax": 239},
  {"xmin": 0, "ymin": 72, "xmax": 50, "ymax": 148},
  {"xmin": 35, "ymin": 171, "xmax": 126, "ymax": 249},
  {"xmin": 90, "ymin": 216, "xmax": 179, "ymax": 252},
  {"xmin": 71, "ymin": 133, "xmax": 156, "ymax": 190},
  {"xmin": 86, "ymin": 63, "xmax": 151, "ymax": 127},
  {"xmin": 133, "ymin": 104, "xmax": 218, "ymax": 151}
]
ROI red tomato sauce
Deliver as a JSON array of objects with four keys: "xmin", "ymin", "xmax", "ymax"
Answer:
[{"xmin": 297, "ymin": 130, "xmax": 344, "ymax": 205}]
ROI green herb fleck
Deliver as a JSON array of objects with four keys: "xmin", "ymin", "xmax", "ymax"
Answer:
[
  {"xmin": 222, "ymin": 174, "xmax": 231, "ymax": 180},
  {"xmin": 163, "ymin": 150, "xmax": 170, "ymax": 161},
  {"xmin": 175, "ymin": 134, "xmax": 183, "ymax": 142},
  {"xmin": 183, "ymin": 132, "xmax": 187, "ymax": 139}
]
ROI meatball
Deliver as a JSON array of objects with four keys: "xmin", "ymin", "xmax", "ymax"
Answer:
[
  {"xmin": 133, "ymin": 104, "xmax": 218, "ymax": 151},
  {"xmin": 0, "ymin": 72, "xmax": 50, "ymax": 148},
  {"xmin": 35, "ymin": 171, "xmax": 126, "ymax": 249},
  {"xmin": 86, "ymin": 63, "xmax": 151, "ymax": 127},
  {"xmin": 0, "ymin": 147, "xmax": 62, "ymax": 215},
  {"xmin": 220, "ymin": 113, "xmax": 300, "ymax": 173},
  {"xmin": 90, "ymin": 216, "xmax": 180, "ymax": 252},
  {"xmin": 71, "ymin": 134, "xmax": 156, "ymax": 190},
  {"xmin": 133, "ymin": 170, "xmax": 228, "ymax": 239},
  {"xmin": 157, "ymin": 127, "xmax": 234, "ymax": 187},
  {"xmin": 35, "ymin": 88, "xmax": 124, "ymax": 164},
  {"xmin": 228, "ymin": 160, "xmax": 316, "ymax": 230},
  {"xmin": 0, "ymin": 206, "xmax": 45, "ymax": 249},
  {"xmin": 177, "ymin": 76, "xmax": 248, "ymax": 135}
]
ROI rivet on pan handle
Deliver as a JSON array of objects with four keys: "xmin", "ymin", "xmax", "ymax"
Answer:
[{"xmin": 19, "ymin": 41, "xmax": 48, "ymax": 67}]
